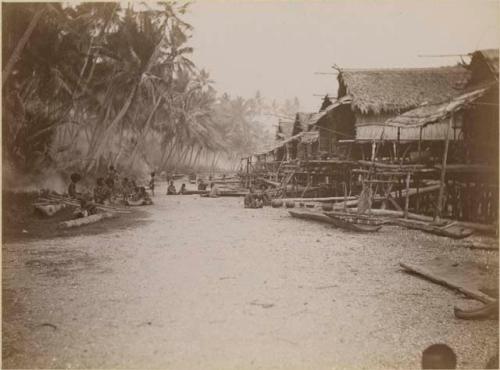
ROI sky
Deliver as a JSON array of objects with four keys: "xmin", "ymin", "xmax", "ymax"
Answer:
[{"xmin": 185, "ymin": 0, "xmax": 499, "ymax": 112}]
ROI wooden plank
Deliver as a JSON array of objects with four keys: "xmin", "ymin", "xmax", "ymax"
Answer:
[
  {"xmin": 333, "ymin": 184, "xmax": 440, "ymax": 209},
  {"xmin": 400, "ymin": 262, "xmax": 496, "ymax": 304}
]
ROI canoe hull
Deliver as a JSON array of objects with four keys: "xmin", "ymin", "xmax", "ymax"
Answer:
[{"xmin": 289, "ymin": 210, "xmax": 381, "ymax": 232}]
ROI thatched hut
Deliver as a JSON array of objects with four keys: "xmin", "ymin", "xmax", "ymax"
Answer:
[
  {"xmin": 337, "ymin": 66, "xmax": 471, "ymax": 141},
  {"xmin": 376, "ymin": 49, "xmax": 499, "ymax": 164}
]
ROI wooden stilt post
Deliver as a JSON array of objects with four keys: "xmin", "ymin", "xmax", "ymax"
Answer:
[
  {"xmin": 371, "ymin": 141, "xmax": 376, "ymax": 161},
  {"xmin": 418, "ymin": 127, "xmax": 422, "ymax": 157},
  {"xmin": 404, "ymin": 171, "xmax": 411, "ymax": 218},
  {"xmin": 434, "ymin": 114, "xmax": 454, "ymax": 222}
]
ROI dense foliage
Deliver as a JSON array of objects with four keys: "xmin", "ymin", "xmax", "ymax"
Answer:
[{"xmin": 3, "ymin": 2, "xmax": 296, "ymax": 181}]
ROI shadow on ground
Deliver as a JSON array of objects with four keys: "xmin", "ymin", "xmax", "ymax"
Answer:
[{"xmin": 2, "ymin": 191, "xmax": 151, "ymax": 243}]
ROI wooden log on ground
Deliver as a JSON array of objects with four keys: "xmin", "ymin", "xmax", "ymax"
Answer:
[
  {"xmin": 46, "ymin": 195, "xmax": 131, "ymax": 214},
  {"xmin": 33, "ymin": 203, "xmax": 66, "ymax": 217},
  {"xmin": 181, "ymin": 190, "xmax": 209, "ymax": 195},
  {"xmin": 400, "ymin": 262, "xmax": 496, "ymax": 304},
  {"xmin": 59, "ymin": 212, "xmax": 114, "ymax": 229}
]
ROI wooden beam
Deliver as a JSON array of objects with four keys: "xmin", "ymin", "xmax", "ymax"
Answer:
[{"xmin": 400, "ymin": 262, "xmax": 496, "ymax": 304}]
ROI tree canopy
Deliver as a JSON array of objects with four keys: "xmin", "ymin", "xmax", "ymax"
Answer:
[{"xmin": 2, "ymin": 2, "xmax": 299, "ymax": 181}]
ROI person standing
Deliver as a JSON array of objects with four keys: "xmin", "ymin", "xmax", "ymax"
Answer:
[{"xmin": 149, "ymin": 172, "xmax": 156, "ymax": 196}]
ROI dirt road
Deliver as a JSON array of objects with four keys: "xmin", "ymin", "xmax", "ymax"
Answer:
[{"xmin": 3, "ymin": 185, "xmax": 498, "ymax": 369}]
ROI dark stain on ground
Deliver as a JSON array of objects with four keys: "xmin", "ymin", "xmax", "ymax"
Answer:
[
  {"xmin": 25, "ymin": 252, "xmax": 97, "ymax": 278},
  {"xmin": 2, "ymin": 191, "xmax": 151, "ymax": 243}
]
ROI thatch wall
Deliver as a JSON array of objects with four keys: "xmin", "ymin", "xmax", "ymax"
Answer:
[
  {"xmin": 462, "ymin": 87, "xmax": 499, "ymax": 165},
  {"xmin": 356, "ymin": 118, "xmax": 463, "ymax": 141}
]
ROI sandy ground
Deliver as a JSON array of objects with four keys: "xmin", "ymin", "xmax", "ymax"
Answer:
[{"xmin": 3, "ymin": 182, "xmax": 499, "ymax": 369}]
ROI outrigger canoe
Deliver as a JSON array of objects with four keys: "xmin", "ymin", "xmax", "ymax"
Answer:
[
  {"xmin": 394, "ymin": 218, "xmax": 473, "ymax": 239},
  {"xmin": 289, "ymin": 209, "xmax": 382, "ymax": 232},
  {"xmin": 323, "ymin": 211, "xmax": 383, "ymax": 232}
]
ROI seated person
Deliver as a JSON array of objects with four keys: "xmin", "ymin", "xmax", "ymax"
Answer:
[
  {"xmin": 121, "ymin": 178, "xmax": 132, "ymax": 200},
  {"xmin": 244, "ymin": 187, "xmax": 263, "ymax": 208},
  {"xmin": 74, "ymin": 194, "xmax": 98, "ymax": 218},
  {"xmin": 198, "ymin": 179, "xmax": 208, "ymax": 191},
  {"xmin": 209, "ymin": 182, "xmax": 219, "ymax": 198},
  {"xmin": 94, "ymin": 177, "xmax": 111, "ymax": 204},
  {"xmin": 421, "ymin": 344, "xmax": 456, "ymax": 369},
  {"xmin": 138, "ymin": 186, "xmax": 153, "ymax": 205},
  {"xmin": 68, "ymin": 173, "xmax": 82, "ymax": 199},
  {"xmin": 167, "ymin": 181, "xmax": 177, "ymax": 195},
  {"xmin": 128, "ymin": 186, "xmax": 153, "ymax": 205},
  {"xmin": 178, "ymin": 183, "xmax": 187, "ymax": 194},
  {"xmin": 149, "ymin": 172, "xmax": 156, "ymax": 196}
]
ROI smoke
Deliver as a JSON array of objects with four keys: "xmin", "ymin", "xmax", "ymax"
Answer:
[{"xmin": 3, "ymin": 162, "xmax": 67, "ymax": 194}]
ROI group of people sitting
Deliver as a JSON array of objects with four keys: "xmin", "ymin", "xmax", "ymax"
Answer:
[
  {"xmin": 244, "ymin": 185, "xmax": 270, "ymax": 209},
  {"xmin": 67, "ymin": 166, "xmax": 154, "ymax": 217},
  {"xmin": 166, "ymin": 178, "xmax": 212, "ymax": 195}
]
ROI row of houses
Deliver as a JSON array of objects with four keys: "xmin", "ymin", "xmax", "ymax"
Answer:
[{"xmin": 242, "ymin": 49, "xmax": 499, "ymax": 224}]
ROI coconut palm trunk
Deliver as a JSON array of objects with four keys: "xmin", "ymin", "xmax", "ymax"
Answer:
[{"xmin": 3, "ymin": 5, "xmax": 45, "ymax": 86}]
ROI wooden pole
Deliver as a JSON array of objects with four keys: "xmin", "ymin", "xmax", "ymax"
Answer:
[
  {"xmin": 434, "ymin": 114, "xmax": 453, "ymax": 222},
  {"xmin": 371, "ymin": 141, "xmax": 376, "ymax": 161},
  {"xmin": 404, "ymin": 171, "xmax": 411, "ymax": 218},
  {"xmin": 418, "ymin": 127, "xmax": 422, "ymax": 157},
  {"xmin": 3, "ymin": 6, "xmax": 45, "ymax": 86}
]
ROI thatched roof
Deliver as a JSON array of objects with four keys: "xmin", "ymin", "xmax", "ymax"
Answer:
[
  {"xmin": 384, "ymin": 82, "xmax": 496, "ymax": 128},
  {"xmin": 258, "ymin": 130, "xmax": 320, "ymax": 156},
  {"xmin": 472, "ymin": 49, "xmax": 499, "ymax": 75},
  {"xmin": 293, "ymin": 96, "xmax": 353, "ymax": 135},
  {"xmin": 338, "ymin": 66, "xmax": 470, "ymax": 115}
]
